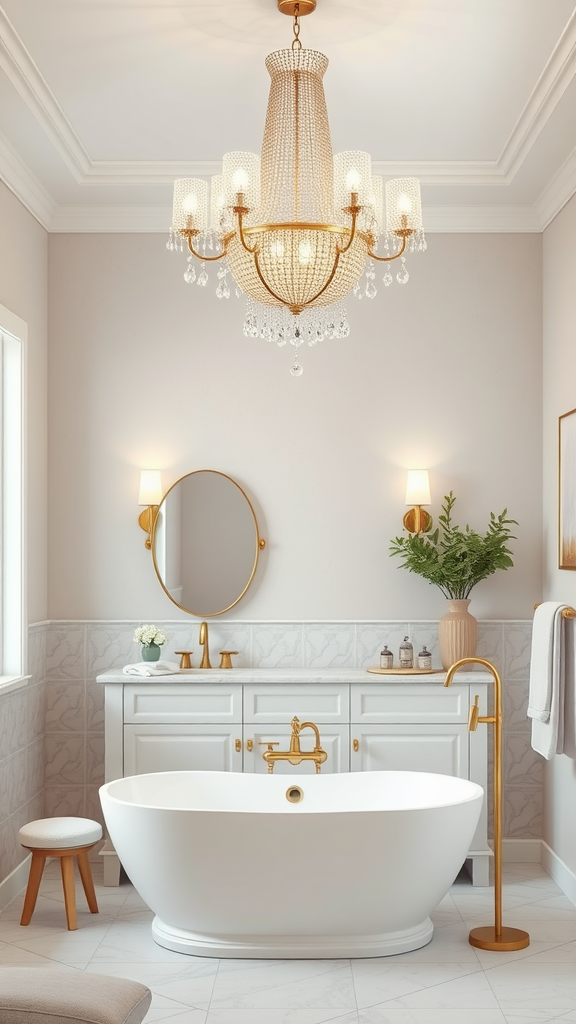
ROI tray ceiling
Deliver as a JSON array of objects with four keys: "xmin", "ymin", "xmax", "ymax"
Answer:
[{"xmin": 0, "ymin": 0, "xmax": 575, "ymax": 231}]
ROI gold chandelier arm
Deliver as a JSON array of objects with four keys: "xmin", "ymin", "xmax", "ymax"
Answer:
[
  {"xmin": 253, "ymin": 250, "xmax": 292, "ymax": 307},
  {"xmin": 367, "ymin": 233, "xmax": 407, "ymax": 262},
  {"xmin": 184, "ymin": 234, "xmax": 229, "ymax": 262},
  {"xmin": 236, "ymin": 210, "xmax": 260, "ymax": 255},
  {"xmin": 301, "ymin": 249, "xmax": 342, "ymax": 307},
  {"xmin": 335, "ymin": 208, "xmax": 358, "ymax": 256}
]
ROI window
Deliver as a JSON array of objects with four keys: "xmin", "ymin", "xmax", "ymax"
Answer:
[{"xmin": 0, "ymin": 301, "xmax": 25, "ymax": 682}]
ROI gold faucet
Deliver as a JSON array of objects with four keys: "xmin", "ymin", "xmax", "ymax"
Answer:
[
  {"xmin": 444, "ymin": 658, "xmax": 529, "ymax": 952},
  {"xmin": 199, "ymin": 621, "xmax": 211, "ymax": 669},
  {"xmin": 259, "ymin": 716, "xmax": 327, "ymax": 774}
]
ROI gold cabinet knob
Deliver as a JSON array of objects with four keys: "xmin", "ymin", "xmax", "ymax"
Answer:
[
  {"xmin": 235, "ymin": 739, "xmax": 242, "ymax": 752},
  {"xmin": 246, "ymin": 739, "xmax": 253, "ymax": 752},
  {"xmin": 175, "ymin": 651, "xmax": 193, "ymax": 669},
  {"xmin": 219, "ymin": 650, "xmax": 239, "ymax": 669},
  {"xmin": 353, "ymin": 738, "xmax": 359, "ymax": 752}
]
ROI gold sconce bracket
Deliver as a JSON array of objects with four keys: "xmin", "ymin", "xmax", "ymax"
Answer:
[
  {"xmin": 403, "ymin": 506, "xmax": 432, "ymax": 535},
  {"xmin": 138, "ymin": 505, "xmax": 159, "ymax": 550}
]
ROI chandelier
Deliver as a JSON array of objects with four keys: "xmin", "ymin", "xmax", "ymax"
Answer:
[{"xmin": 168, "ymin": 0, "xmax": 426, "ymax": 374}]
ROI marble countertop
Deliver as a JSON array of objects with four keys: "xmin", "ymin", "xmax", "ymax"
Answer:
[{"xmin": 97, "ymin": 667, "xmax": 492, "ymax": 685}]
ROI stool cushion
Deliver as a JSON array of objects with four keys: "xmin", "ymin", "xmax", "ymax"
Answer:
[
  {"xmin": 18, "ymin": 817, "xmax": 103, "ymax": 850},
  {"xmin": 0, "ymin": 969, "xmax": 151, "ymax": 1024}
]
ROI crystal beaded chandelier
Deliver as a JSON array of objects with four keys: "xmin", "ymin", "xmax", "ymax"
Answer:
[{"xmin": 168, "ymin": 0, "xmax": 426, "ymax": 374}]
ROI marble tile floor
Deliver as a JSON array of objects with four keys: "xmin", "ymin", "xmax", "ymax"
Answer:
[{"xmin": 1, "ymin": 861, "xmax": 576, "ymax": 1024}]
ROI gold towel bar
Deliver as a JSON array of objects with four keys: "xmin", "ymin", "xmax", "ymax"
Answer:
[{"xmin": 534, "ymin": 603, "xmax": 576, "ymax": 618}]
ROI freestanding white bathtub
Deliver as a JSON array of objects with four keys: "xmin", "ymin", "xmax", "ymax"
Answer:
[{"xmin": 99, "ymin": 770, "xmax": 483, "ymax": 958}]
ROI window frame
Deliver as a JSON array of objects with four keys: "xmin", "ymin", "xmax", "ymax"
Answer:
[{"xmin": 0, "ymin": 301, "xmax": 26, "ymax": 686}]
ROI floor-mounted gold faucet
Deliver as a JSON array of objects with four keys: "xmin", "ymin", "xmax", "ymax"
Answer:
[
  {"xmin": 198, "ymin": 621, "xmax": 211, "ymax": 669},
  {"xmin": 260, "ymin": 716, "xmax": 327, "ymax": 773},
  {"xmin": 445, "ymin": 657, "xmax": 529, "ymax": 952}
]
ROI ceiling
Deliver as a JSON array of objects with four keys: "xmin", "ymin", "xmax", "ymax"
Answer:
[{"xmin": 1, "ymin": 0, "xmax": 575, "ymax": 232}]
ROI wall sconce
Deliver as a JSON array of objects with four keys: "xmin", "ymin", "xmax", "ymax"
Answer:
[
  {"xmin": 138, "ymin": 470, "xmax": 163, "ymax": 549},
  {"xmin": 403, "ymin": 469, "xmax": 432, "ymax": 534}
]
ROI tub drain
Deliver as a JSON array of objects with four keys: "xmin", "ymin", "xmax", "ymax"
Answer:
[{"xmin": 286, "ymin": 785, "xmax": 304, "ymax": 804}]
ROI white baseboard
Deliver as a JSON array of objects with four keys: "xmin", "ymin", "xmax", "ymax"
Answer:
[
  {"xmin": 541, "ymin": 841, "xmax": 576, "ymax": 907},
  {"xmin": 0, "ymin": 855, "xmax": 30, "ymax": 911},
  {"xmin": 502, "ymin": 839, "xmax": 543, "ymax": 862}
]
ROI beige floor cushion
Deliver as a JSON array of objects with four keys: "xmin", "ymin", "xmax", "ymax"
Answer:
[{"xmin": 0, "ymin": 968, "xmax": 151, "ymax": 1024}]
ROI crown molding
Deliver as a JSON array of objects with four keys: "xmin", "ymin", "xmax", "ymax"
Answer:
[
  {"xmin": 0, "ymin": 7, "xmax": 89, "ymax": 181},
  {"xmin": 0, "ymin": 130, "xmax": 54, "ymax": 228},
  {"xmin": 1, "ymin": 6, "xmax": 575, "ymax": 191},
  {"xmin": 421, "ymin": 206, "xmax": 542, "ymax": 233},
  {"xmin": 537, "ymin": 144, "xmax": 576, "ymax": 229},
  {"xmin": 49, "ymin": 206, "xmax": 172, "ymax": 232},
  {"xmin": 499, "ymin": 9, "xmax": 576, "ymax": 182}
]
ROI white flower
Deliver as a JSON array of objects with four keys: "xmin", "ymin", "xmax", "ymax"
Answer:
[{"xmin": 133, "ymin": 624, "xmax": 168, "ymax": 647}]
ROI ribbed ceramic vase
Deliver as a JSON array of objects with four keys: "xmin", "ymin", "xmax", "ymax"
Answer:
[{"xmin": 439, "ymin": 599, "xmax": 478, "ymax": 670}]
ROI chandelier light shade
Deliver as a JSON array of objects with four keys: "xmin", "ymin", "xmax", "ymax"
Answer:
[{"xmin": 168, "ymin": 1, "xmax": 427, "ymax": 374}]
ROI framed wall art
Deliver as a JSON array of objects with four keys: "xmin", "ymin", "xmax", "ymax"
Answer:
[{"xmin": 559, "ymin": 407, "xmax": 576, "ymax": 569}]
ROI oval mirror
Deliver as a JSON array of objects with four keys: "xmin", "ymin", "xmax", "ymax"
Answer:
[{"xmin": 151, "ymin": 470, "xmax": 264, "ymax": 617}]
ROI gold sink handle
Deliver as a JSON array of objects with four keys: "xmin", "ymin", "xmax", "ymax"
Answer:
[
  {"xmin": 219, "ymin": 650, "xmax": 239, "ymax": 669},
  {"xmin": 175, "ymin": 651, "xmax": 193, "ymax": 669}
]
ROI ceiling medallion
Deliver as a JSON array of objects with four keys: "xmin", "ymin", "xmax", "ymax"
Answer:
[{"xmin": 168, "ymin": 1, "xmax": 426, "ymax": 375}]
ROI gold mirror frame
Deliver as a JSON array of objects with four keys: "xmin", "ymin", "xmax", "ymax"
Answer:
[{"xmin": 151, "ymin": 469, "xmax": 265, "ymax": 617}]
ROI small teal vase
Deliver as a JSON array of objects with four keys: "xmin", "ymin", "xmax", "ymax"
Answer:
[{"xmin": 141, "ymin": 642, "xmax": 161, "ymax": 662}]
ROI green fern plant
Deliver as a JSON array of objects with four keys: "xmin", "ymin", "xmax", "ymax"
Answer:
[{"xmin": 389, "ymin": 492, "xmax": 517, "ymax": 600}]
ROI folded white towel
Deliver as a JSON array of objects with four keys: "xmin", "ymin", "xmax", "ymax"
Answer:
[
  {"xmin": 528, "ymin": 601, "xmax": 566, "ymax": 759},
  {"xmin": 528, "ymin": 602, "xmax": 565, "ymax": 721},
  {"xmin": 122, "ymin": 661, "xmax": 180, "ymax": 677}
]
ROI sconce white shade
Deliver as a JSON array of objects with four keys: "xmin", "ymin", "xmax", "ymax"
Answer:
[
  {"xmin": 138, "ymin": 470, "xmax": 163, "ymax": 507},
  {"xmin": 405, "ymin": 470, "xmax": 431, "ymax": 507}
]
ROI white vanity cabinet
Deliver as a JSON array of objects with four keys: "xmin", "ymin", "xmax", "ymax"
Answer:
[
  {"xmin": 99, "ymin": 669, "xmax": 491, "ymax": 887},
  {"xmin": 350, "ymin": 684, "xmax": 470, "ymax": 777}
]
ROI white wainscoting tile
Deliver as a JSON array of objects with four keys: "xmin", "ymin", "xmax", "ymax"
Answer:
[
  {"xmin": 303, "ymin": 625, "xmax": 356, "ymax": 668},
  {"xmin": 504, "ymin": 789, "xmax": 543, "ymax": 839},
  {"xmin": 87, "ymin": 624, "xmax": 139, "ymax": 676},
  {"xmin": 503, "ymin": 624, "xmax": 533, "ymax": 680},
  {"xmin": 477, "ymin": 622, "xmax": 505, "ymax": 671},
  {"xmin": 504, "ymin": 734, "xmax": 543, "ymax": 788},
  {"xmin": 46, "ymin": 625, "xmax": 86, "ymax": 681},
  {"xmin": 45, "ymin": 680, "xmax": 85, "ymax": 733},
  {"xmin": 44, "ymin": 734, "xmax": 85, "ymax": 786},
  {"xmin": 252, "ymin": 625, "xmax": 304, "ymax": 668}
]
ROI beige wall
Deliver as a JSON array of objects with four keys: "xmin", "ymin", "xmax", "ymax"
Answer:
[
  {"xmin": 47, "ymin": 231, "xmax": 542, "ymax": 621},
  {"xmin": 542, "ymin": 191, "xmax": 576, "ymax": 876},
  {"xmin": 0, "ymin": 180, "xmax": 48, "ymax": 626}
]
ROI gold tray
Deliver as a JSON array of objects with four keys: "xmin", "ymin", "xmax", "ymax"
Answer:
[{"xmin": 366, "ymin": 666, "xmax": 445, "ymax": 675}]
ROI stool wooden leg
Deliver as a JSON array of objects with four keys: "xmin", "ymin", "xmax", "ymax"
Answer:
[
  {"xmin": 77, "ymin": 847, "xmax": 99, "ymax": 914},
  {"xmin": 60, "ymin": 855, "xmax": 77, "ymax": 930},
  {"xmin": 20, "ymin": 852, "xmax": 46, "ymax": 926}
]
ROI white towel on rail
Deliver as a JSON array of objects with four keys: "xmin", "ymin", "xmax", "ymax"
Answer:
[
  {"xmin": 122, "ymin": 661, "xmax": 180, "ymax": 676},
  {"xmin": 528, "ymin": 601, "xmax": 566, "ymax": 759}
]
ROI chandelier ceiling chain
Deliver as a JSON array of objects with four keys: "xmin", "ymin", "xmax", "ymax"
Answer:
[{"xmin": 168, "ymin": 0, "xmax": 427, "ymax": 374}]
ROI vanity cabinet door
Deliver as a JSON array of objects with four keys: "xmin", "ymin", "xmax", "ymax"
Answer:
[
  {"xmin": 350, "ymin": 725, "xmax": 469, "ymax": 778},
  {"xmin": 243, "ymin": 725, "xmax": 350, "ymax": 774},
  {"xmin": 124, "ymin": 725, "xmax": 243, "ymax": 775}
]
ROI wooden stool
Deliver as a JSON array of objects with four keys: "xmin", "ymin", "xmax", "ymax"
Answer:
[{"xmin": 18, "ymin": 816, "xmax": 103, "ymax": 930}]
